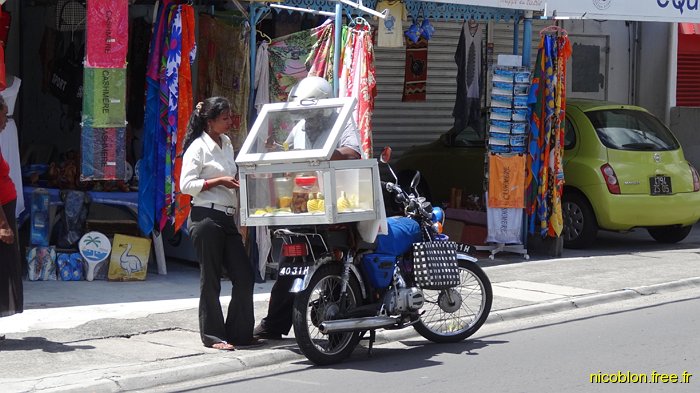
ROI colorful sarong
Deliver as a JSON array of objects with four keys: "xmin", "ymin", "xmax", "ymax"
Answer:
[{"xmin": 196, "ymin": 14, "xmax": 249, "ymax": 149}]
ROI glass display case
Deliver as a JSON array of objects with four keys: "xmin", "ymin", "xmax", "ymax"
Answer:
[{"xmin": 237, "ymin": 97, "xmax": 381, "ymax": 226}]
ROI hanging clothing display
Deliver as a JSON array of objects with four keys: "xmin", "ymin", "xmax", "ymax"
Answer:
[
  {"xmin": 140, "ymin": 0, "xmax": 171, "ymax": 234},
  {"xmin": 172, "ymin": 5, "xmax": 195, "ymax": 232},
  {"xmin": 342, "ymin": 23, "xmax": 376, "ymax": 158},
  {"xmin": 307, "ymin": 19, "xmax": 335, "ymax": 81},
  {"xmin": 0, "ymin": 76, "xmax": 23, "ymax": 217},
  {"xmin": 161, "ymin": 6, "xmax": 183, "ymax": 231},
  {"xmin": 488, "ymin": 154, "xmax": 526, "ymax": 209},
  {"xmin": 486, "ymin": 202, "xmax": 524, "ymax": 244},
  {"xmin": 375, "ymin": 0, "xmax": 408, "ymax": 48},
  {"xmin": 85, "ymin": 0, "xmax": 128, "ymax": 68},
  {"xmin": 402, "ymin": 37, "xmax": 428, "ymax": 102},
  {"xmin": 196, "ymin": 14, "xmax": 249, "ymax": 149},
  {"xmin": 139, "ymin": 0, "xmax": 196, "ymax": 235},
  {"xmin": 453, "ymin": 20, "xmax": 483, "ymax": 134},
  {"xmin": 254, "ymin": 41, "xmax": 270, "ymax": 111},
  {"xmin": 526, "ymin": 31, "xmax": 571, "ymax": 238},
  {"xmin": 268, "ymin": 25, "xmax": 324, "ymax": 102}
]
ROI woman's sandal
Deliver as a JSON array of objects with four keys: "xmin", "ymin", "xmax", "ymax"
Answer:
[{"xmin": 210, "ymin": 341, "xmax": 235, "ymax": 351}]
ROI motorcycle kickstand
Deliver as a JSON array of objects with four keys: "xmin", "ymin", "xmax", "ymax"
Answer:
[{"xmin": 366, "ymin": 330, "xmax": 376, "ymax": 357}]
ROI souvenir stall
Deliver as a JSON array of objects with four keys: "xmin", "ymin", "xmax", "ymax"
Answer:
[{"xmin": 256, "ymin": 1, "xmax": 552, "ymax": 263}]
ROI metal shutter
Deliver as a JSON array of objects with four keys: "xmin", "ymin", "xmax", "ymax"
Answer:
[
  {"xmin": 371, "ymin": 20, "xmax": 464, "ymax": 159},
  {"xmin": 677, "ymin": 27, "xmax": 700, "ymax": 107}
]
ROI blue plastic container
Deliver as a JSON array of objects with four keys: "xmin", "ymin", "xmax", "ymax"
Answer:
[
  {"xmin": 30, "ymin": 188, "xmax": 50, "ymax": 246},
  {"xmin": 361, "ymin": 254, "xmax": 396, "ymax": 289}
]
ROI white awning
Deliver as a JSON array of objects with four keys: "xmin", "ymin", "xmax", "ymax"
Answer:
[
  {"xmin": 545, "ymin": 0, "xmax": 700, "ymax": 23},
  {"xmin": 428, "ymin": 0, "xmax": 545, "ymax": 12}
]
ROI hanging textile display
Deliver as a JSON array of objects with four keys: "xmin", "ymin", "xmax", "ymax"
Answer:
[
  {"xmin": 81, "ymin": 67, "xmax": 126, "ymax": 127},
  {"xmin": 139, "ymin": 0, "xmax": 196, "ymax": 235},
  {"xmin": 402, "ymin": 37, "xmax": 428, "ymax": 102},
  {"xmin": 140, "ymin": 0, "xmax": 172, "ymax": 235},
  {"xmin": 80, "ymin": 0, "xmax": 128, "ymax": 185},
  {"xmin": 80, "ymin": 126, "xmax": 126, "ymax": 181},
  {"xmin": 85, "ymin": 0, "xmax": 128, "ymax": 68},
  {"xmin": 340, "ymin": 21, "xmax": 376, "ymax": 158},
  {"xmin": 486, "ymin": 202, "xmax": 524, "ymax": 244},
  {"xmin": 196, "ymin": 14, "xmax": 248, "ymax": 149},
  {"xmin": 268, "ymin": 25, "xmax": 324, "ymax": 102},
  {"xmin": 254, "ymin": 41, "xmax": 270, "ymax": 111},
  {"xmin": 453, "ymin": 20, "xmax": 483, "ymax": 134},
  {"xmin": 488, "ymin": 154, "xmax": 526, "ymax": 209},
  {"xmin": 160, "ymin": 6, "xmax": 183, "ymax": 231},
  {"xmin": 375, "ymin": 0, "xmax": 408, "ymax": 48},
  {"xmin": 526, "ymin": 29, "xmax": 571, "ymax": 238},
  {"xmin": 306, "ymin": 19, "xmax": 335, "ymax": 81},
  {"xmin": 172, "ymin": 5, "xmax": 195, "ymax": 232}
]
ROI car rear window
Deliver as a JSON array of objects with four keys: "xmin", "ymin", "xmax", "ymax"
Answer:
[{"xmin": 584, "ymin": 109, "xmax": 680, "ymax": 151}]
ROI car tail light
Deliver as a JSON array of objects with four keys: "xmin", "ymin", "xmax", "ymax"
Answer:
[
  {"xmin": 282, "ymin": 243, "xmax": 308, "ymax": 257},
  {"xmin": 690, "ymin": 164, "xmax": 700, "ymax": 192},
  {"xmin": 600, "ymin": 164, "xmax": 621, "ymax": 194}
]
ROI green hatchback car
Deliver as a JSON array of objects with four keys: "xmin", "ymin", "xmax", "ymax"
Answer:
[
  {"xmin": 393, "ymin": 99, "xmax": 700, "ymax": 249},
  {"xmin": 562, "ymin": 100, "xmax": 700, "ymax": 248}
]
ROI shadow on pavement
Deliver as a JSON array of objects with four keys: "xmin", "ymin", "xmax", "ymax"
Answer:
[{"xmin": 0, "ymin": 336, "xmax": 95, "ymax": 353}]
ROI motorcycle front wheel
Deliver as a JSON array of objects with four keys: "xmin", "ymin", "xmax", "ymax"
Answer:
[
  {"xmin": 292, "ymin": 264, "xmax": 362, "ymax": 365},
  {"xmin": 414, "ymin": 260, "xmax": 492, "ymax": 343}
]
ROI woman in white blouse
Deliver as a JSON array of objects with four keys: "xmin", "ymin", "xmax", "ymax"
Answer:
[{"xmin": 180, "ymin": 97, "xmax": 262, "ymax": 351}]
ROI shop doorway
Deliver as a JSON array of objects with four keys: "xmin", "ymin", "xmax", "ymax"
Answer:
[{"xmin": 567, "ymin": 34, "xmax": 609, "ymax": 101}]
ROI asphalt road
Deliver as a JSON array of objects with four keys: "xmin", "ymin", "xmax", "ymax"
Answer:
[{"xmin": 152, "ymin": 288, "xmax": 700, "ymax": 393}]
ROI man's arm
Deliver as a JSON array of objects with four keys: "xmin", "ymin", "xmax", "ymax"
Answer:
[
  {"xmin": 331, "ymin": 146, "xmax": 361, "ymax": 160},
  {"xmin": 334, "ymin": 119, "xmax": 362, "ymax": 160}
]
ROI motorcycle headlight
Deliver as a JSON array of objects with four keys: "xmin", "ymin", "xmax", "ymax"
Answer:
[{"xmin": 431, "ymin": 207, "xmax": 445, "ymax": 225}]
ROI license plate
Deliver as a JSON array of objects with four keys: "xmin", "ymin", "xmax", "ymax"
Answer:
[
  {"xmin": 277, "ymin": 263, "xmax": 310, "ymax": 276},
  {"xmin": 649, "ymin": 176, "xmax": 672, "ymax": 195}
]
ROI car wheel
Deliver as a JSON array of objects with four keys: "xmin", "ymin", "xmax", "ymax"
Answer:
[
  {"xmin": 647, "ymin": 226, "xmax": 692, "ymax": 244},
  {"xmin": 562, "ymin": 192, "xmax": 598, "ymax": 249}
]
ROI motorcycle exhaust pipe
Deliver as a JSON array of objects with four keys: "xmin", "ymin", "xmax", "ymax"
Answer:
[{"xmin": 318, "ymin": 316, "xmax": 400, "ymax": 334}]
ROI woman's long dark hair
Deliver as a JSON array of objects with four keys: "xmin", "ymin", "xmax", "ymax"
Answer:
[{"xmin": 182, "ymin": 96, "xmax": 232, "ymax": 153}]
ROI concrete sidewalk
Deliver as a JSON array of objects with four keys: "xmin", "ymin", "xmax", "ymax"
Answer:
[{"xmin": 2, "ymin": 228, "xmax": 700, "ymax": 392}]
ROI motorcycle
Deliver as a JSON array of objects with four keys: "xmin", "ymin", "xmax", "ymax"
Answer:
[{"xmin": 274, "ymin": 147, "xmax": 492, "ymax": 365}]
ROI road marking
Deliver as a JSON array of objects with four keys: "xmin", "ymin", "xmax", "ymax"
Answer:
[{"xmin": 493, "ymin": 280, "xmax": 597, "ymax": 302}]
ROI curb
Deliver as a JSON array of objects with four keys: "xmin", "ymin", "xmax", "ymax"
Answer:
[
  {"xmin": 28, "ymin": 276, "xmax": 700, "ymax": 393},
  {"xmin": 489, "ymin": 276, "xmax": 700, "ymax": 323}
]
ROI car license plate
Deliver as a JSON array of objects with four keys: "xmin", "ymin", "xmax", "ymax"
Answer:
[
  {"xmin": 277, "ymin": 263, "xmax": 310, "ymax": 276},
  {"xmin": 649, "ymin": 176, "xmax": 672, "ymax": 195}
]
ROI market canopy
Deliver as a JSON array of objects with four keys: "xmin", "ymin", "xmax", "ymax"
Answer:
[
  {"xmin": 544, "ymin": 0, "xmax": 700, "ymax": 23},
  {"xmin": 429, "ymin": 0, "xmax": 544, "ymax": 12}
]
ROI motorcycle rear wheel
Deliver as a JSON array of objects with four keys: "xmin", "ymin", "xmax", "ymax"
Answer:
[
  {"xmin": 292, "ymin": 264, "xmax": 362, "ymax": 365},
  {"xmin": 414, "ymin": 260, "xmax": 492, "ymax": 343}
]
